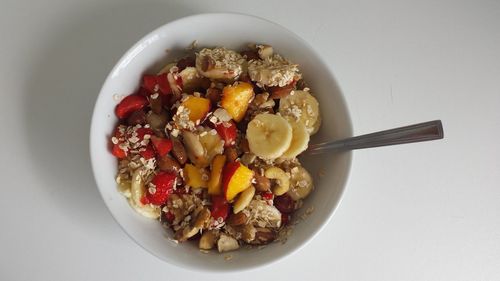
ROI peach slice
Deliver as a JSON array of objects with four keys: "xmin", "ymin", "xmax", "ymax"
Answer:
[
  {"xmin": 181, "ymin": 96, "xmax": 211, "ymax": 122},
  {"xmin": 184, "ymin": 163, "xmax": 208, "ymax": 188},
  {"xmin": 207, "ymin": 154, "xmax": 227, "ymax": 195},
  {"xmin": 221, "ymin": 82, "xmax": 254, "ymax": 122},
  {"xmin": 222, "ymin": 162, "xmax": 254, "ymax": 201}
]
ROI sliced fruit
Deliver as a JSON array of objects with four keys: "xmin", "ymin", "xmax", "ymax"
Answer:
[
  {"xmin": 288, "ymin": 166, "xmax": 314, "ymax": 200},
  {"xmin": 265, "ymin": 167, "xmax": 290, "ymax": 196},
  {"xmin": 222, "ymin": 162, "xmax": 254, "ymax": 201},
  {"xmin": 199, "ymin": 129, "xmax": 224, "ymax": 166},
  {"xmin": 115, "ymin": 94, "xmax": 148, "ymax": 119},
  {"xmin": 182, "ymin": 131, "xmax": 205, "ymax": 166},
  {"xmin": 246, "ymin": 113, "xmax": 292, "ymax": 159},
  {"xmin": 214, "ymin": 121, "xmax": 237, "ymax": 147},
  {"xmin": 151, "ymin": 136, "xmax": 173, "ymax": 157},
  {"xmin": 279, "ymin": 90, "xmax": 321, "ymax": 135},
  {"xmin": 221, "ymin": 82, "xmax": 254, "ymax": 122},
  {"xmin": 128, "ymin": 168, "xmax": 160, "ymax": 218},
  {"xmin": 139, "ymin": 145, "xmax": 155, "ymax": 160},
  {"xmin": 181, "ymin": 96, "xmax": 211, "ymax": 123},
  {"xmin": 111, "ymin": 144, "xmax": 127, "ymax": 158},
  {"xmin": 145, "ymin": 172, "xmax": 176, "ymax": 205},
  {"xmin": 207, "ymin": 154, "xmax": 227, "ymax": 195},
  {"xmin": 184, "ymin": 163, "xmax": 208, "ymax": 188},
  {"xmin": 233, "ymin": 185, "xmax": 255, "ymax": 214},
  {"xmin": 280, "ymin": 119, "xmax": 310, "ymax": 159},
  {"xmin": 196, "ymin": 47, "xmax": 244, "ymax": 81},
  {"xmin": 210, "ymin": 195, "xmax": 230, "ymax": 222},
  {"xmin": 179, "ymin": 67, "xmax": 206, "ymax": 93}
]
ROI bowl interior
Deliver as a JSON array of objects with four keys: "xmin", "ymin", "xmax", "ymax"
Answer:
[{"xmin": 90, "ymin": 13, "xmax": 352, "ymax": 272}]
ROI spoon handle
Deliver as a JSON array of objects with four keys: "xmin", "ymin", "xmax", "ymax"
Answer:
[{"xmin": 307, "ymin": 120, "xmax": 444, "ymax": 154}]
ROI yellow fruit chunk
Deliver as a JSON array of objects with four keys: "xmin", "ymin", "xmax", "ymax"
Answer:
[
  {"xmin": 184, "ymin": 163, "xmax": 208, "ymax": 188},
  {"xmin": 181, "ymin": 96, "xmax": 211, "ymax": 122},
  {"xmin": 207, "ymin": 154, "xmax": 227, "ymax": 195},
  {"xmin": 222, "ymin": 162, "xmax": 254, "ymax": 201},
  {"xmin": 221, "ymin": 82, "xmax": 254, "ymax": 122}
]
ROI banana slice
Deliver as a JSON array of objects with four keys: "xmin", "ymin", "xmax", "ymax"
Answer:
[
  {"xmin": 280, "ymin": 119, "xmax": 310, "ymax": 159},
  {"xmin": 279, "ymin": 90, "xmax": 321, "ymax": 135},
  {"xmin": 128, "ymin": 169, "xmax": 160, "ymax": 219},
  {"xmin": 287, "ymin": 166, "xmax": 314, "ymax": 200},
  {"xmin": 233, "ymin": 185, "xmax": 256, "ymax": 214},
  {"xmin": 265, "ymin": 167, "xmax": 290, "ymax": 196},
  {"xmin": 246, "ymin": 113, "xmax": 293, "ymax": 159},
  {"xmin": 196, "ymin": 47, "xmax": 244, "ymax": 81},
  {"xmin": 179, "ymin": 67, "xmax": 206, "ymax": 93}
]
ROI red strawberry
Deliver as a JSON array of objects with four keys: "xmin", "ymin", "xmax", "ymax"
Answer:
[
  {"xmin": 140, "ymin": 145, "xmax": 156, "ymax": 160},
  {"xmin": 156, "ymin": 73, "xmax": 171, "ymax": 95},
  {"xmin": 111, "ymin": 144, "xmax": 127, "ymax": 158},
  {"xmin": 215, "ymin": 121, "xmax": 237, "ymax": 147},
  {"xmin": 261, "ymin": 191, "xmax": 274, "ymax": 201},
  {"xmin": 142, "ymin": 75, "xmax": 159, "ymax": 93},
  {"xmin": 151, "ymin": 136, "xmax": 173, "ymax": 157},
  {"xmin": 115, "ymin": 94, "xmax": 148, "ymax": 119},
  {"xmin": 132, "ymin": 127, "xmax": 153, "ymax": 142},
  {"xmin": 146, "ymin": 172, "xmax": 176, "ymax": 205},
  {"xmin": 210, "ymin": 195, "xmax": 230, "ymax": 222},
  {"xmin": 110, "ymin": 125, "xmax": 127, "ymax": 158}
]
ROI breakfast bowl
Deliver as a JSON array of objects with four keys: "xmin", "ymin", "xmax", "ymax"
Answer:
[{"xmin": 90, "ymin": 12, "xmax": 352, "ymax": 272}]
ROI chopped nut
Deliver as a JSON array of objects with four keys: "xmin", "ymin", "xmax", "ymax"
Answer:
[
  {"xmin": 199, "ymin": 230, "xmax": 218, "ymax": 250},
  {"xmin": 217, "ymin": 234, "xmax": 239, "ymax": 253},
  {"xmin": 226, "ymin": 212, "xmax": 248, "ymax": 226}
]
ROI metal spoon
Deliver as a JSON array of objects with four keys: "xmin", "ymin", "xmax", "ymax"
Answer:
[{"xmin": 306, "ymin": 120, "xmax": 444, "ymax": 155}]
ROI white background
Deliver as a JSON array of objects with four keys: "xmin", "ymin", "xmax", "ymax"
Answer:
[{"xmin": 1, "ymin": 0, "xmax": 499, "ymax": 280}]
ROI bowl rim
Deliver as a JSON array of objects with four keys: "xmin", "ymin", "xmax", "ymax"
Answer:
[{"xmin": 90, "ymin": 12, "xmax": 353, "ymax": 273}]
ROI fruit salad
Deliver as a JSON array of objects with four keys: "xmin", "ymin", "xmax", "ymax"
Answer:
[{"xmin": 111, "ymin": 44, "xmax": 320, "ymax": 252}]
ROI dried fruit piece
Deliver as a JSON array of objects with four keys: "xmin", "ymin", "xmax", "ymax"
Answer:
[{"xmin": 158, "ymin": 155, "xmax": 180, "ymax": 173}]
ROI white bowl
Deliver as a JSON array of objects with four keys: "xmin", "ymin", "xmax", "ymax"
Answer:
[{"xmin": 90, "ymin": 13, "xmax": 352, "ymax": 272}]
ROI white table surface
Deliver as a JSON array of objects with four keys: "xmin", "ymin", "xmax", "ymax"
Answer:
[{"xmin": 2, "ymin": 0, "xmax": 499, "ymax": 280}]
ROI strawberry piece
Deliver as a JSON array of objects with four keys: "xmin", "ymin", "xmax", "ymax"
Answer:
[
  {"xmin": 136, "ymin": 87, "xmax": 151, "ymax": 97},
  {"xmin": 134, "ymin": 127, "xmax": 153, "ymax": 141},
  {"xmin": 110, "ymin": 125, "xmax": 127, "ymax": 158},
  {"xmin": 151, "ymin": 136, "xmax": 173, "ymax": 157},
  {"xmin": 111, "ymin": 144, "xmax": 127, "ymax": 158},
  {"xmin": 261, "ymin": 191, "xmax": 274, "ymax": 201},
  {"xmin": 215, "ymin": 121, "xmax": 237, "ymax": 147},
  {"xmin": 210, "ymin": 195, "xmax": 230, "ymax": 222},
  {"xmin": 140, "ymin": 145, "xmax": 156, "ymax": 160},
  {"xmin": 156, "ymin": 73, "xmax": 171, "ymax": 95},
  {"xmin": 146, "ymin": 172, "xmax": 176, "ymax": 205},
  {"xmin": 115, "ymin": 94, "xmax": 148, "ymax": 119},
  {"xmin": 142, "ymin": 75, "xmax": 159, "ymax": 93}
]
